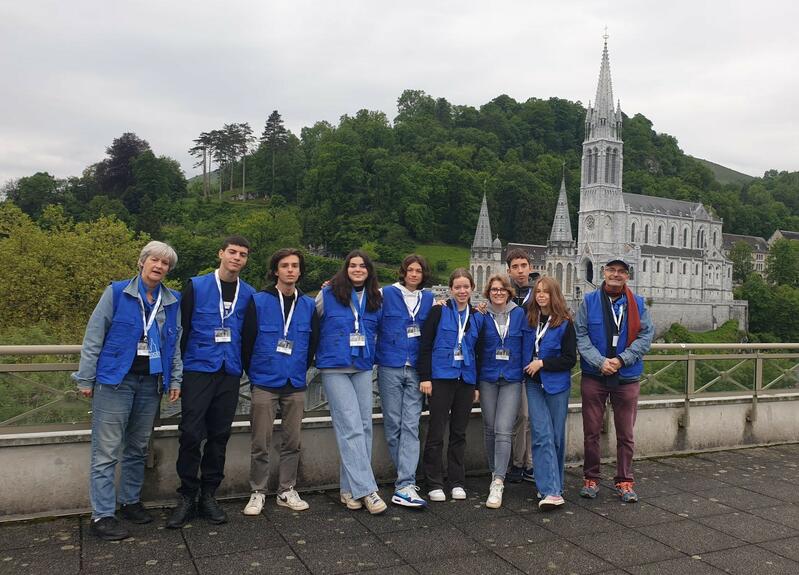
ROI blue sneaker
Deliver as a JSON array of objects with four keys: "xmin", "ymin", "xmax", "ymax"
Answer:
[
  {"xmin": 522, "ymin": 467, "xmax": 535, "ymax": 483},
  {"xmin": 579, "ymin": 479, "xmax": 600, "ymax": 499},
  {"xmin": 615, "ymin": 481, "xmax": 638, "ymax": 503},
  {"xmin": 506, "ymin": 466, "xmax": 524, "ymax": 483},
  {"xmin": 391, "ymin": 485, "xmax": 427, "ymax": 508}
]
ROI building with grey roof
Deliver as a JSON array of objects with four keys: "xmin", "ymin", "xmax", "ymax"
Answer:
[{"xmin": 722, "ymin": 233, "xmax": 769, "ymax": 279}]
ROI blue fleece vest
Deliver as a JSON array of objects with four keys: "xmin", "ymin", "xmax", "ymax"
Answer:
[
  {"xmin": 316, "ymin": 287, "xmax": 381, "ymax": 371},
  {"xmin": 478, "ymin": 306, "xmax": 525, "ymax": 383},
  {"xmin": 246, "ymin": 291, "xmax": 315, "ymax": 389},
  {"xmin": 375, "ymin": 285, "xmax": 433, "ymax": 368},
  {"xmin": 522, "ymin": 320, "xmax": 571, "ymax": 394},
  {"xmin": 579, "ymin": 289, "xmax": 646, "ymax": 380},
  {"xmin": 431, "ymin": 303, "xmax": 483, "ymax": 385},
  {"xmin": 96, "ymin": 279, "xmax": 180, "ymax": 391},
  {"xmin": 182, "ymin": 272, "xmax": 255, "ymax": 376}
]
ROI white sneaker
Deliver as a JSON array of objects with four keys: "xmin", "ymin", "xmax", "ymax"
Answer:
[
  {"xmin": 363, "ymin": 492, "xmax": 387, "ymax": 515},
  {"xmin": 391, "ymin": 485, "xmax": 427, "ymax": 508},
  {"xmin": 538, "ymin": 495, "xmax": 565, "ymax": 511},
  {"xmin": 340, "ymin": 492, "xmax": 363, "ymax": 510},
  {"xmin": 428, "ymin": 489, "xmax": 446, "ymax": 502},
  {"xmin": 486, "ymin": 479, "xmax": 504, "ymax": 509},
  {"xmin": 243, "ymin": 492, "xmax": 265, "ymax": 516},
  {"xmin": 451, "ymin": 487, "xmax": 467, "ymax": 500},
  {"xmin": 277, "ymin": 488, "xmax": 309, "ymax": 511}
]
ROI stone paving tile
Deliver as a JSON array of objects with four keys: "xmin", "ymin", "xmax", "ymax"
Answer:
[
  {"xmin": 291, "ymin": 533, "xmax": 404, "ymax": 575},
  {"xmin": 527, "ymin": 505, "xmax": 620, "ymax": 537},
  {"xmin": 736, "ymin": 478, "xmax": 799, "ymax": 503},
  {"xmin": 748, "ymin": 504, "xmax": 799, "ymax": 529},
  {"xmin": 657, "ymin": 473, "xmax": 729, "ymax": 493},
  {"xmin": 646, "ymin": 492, "xmax": 737, "ymax": 519},
  {"xmin": 624, "ymin": 556, "xmax": 727, "ymax": 575},
  {"xmin": 759, "ymin": 535, "xmax": 799, "ymax": 563},
  {"xmin": 0, "ymin": 542, "xmax": 80, "ymax": 575},
  {"xmin": 0, "ymin": 517, "xmax": 79, "ymax": 551},
  {"xmin": 636, "ymin": 519, "xmax": 743, "ymax": 555},
  {"xmin": 579, "ymin": 501, "xmax": 682, "ymax": 528},
  {"xmin": 426, "ymin": 497, "xmax": 515, "ymax": 522},
  {"xmin": 655, "ymin": 455, "xmax": 724, "ymax": 473},
  {"xmin": 413, "ymin": 551, "xmax": 524, "ymax": 575},
  {"xmin": 83, "ymin": 557, "xmax": 198, "ymax": 575},
  {"xmin": 458, "ymin": 514, "xmax": 558, "ymax": 549},
  {"xmin": 382, "ymin": 525, "xmax": 478, "ymax": 564},
  {"xmin": 82, "ymin": 520, "xmax": 190, "ymax": 568},
  {"xmin": 692, "ymin": 485, "xmax": 784, "ymax": 511},
  {"xmin": 569, "ymin": 529, "xmax": 684, "ymax": 568},
  {"xmin": 701, "ymin": 544, "xmax": 799, "ymax": 575},
  {"xmin": 697, "ymin": 511, "xmax": 799, "ymax": 543},
  {"xmin": 194, "ymin": 545, "xmax": 309, "ymax": 575},
  {"xmin": 495, "ymin": 538, "xmax": 614, "ymax": 574},
  {"xmin": 354, "ymin": 504, "xmax": 446, "ymax": 534},
  {"xmin": 269, "ymin": 509, "xmax": 372, "ymax": 545}
]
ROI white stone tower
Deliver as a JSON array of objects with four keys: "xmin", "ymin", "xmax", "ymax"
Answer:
[
  {"xmin": 546, "ymin": 173, "xmax": 577, "ymax": 297},
  {"xmin": 470, "ymin": 193, "xmax": 502, "ymax": 293}
]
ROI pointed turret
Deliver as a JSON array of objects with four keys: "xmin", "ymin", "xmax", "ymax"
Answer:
[
  {"xmin": 585, "ymin": 36, "xmax": 622, "ymax": 142},
  {"xmin": 472, "ymin": 193, "xmax": 493, "ymax": 249},
  {"xmin": 549, "ymin": 176, "xmax": 573, "ymax": 243}
]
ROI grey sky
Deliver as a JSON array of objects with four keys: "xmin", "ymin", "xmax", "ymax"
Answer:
[{"xmin": 2, "ymin": 1, "xmax": 797, "ymax": 185}]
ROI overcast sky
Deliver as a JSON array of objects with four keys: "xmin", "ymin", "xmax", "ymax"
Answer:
[{"xmin": 2, "ymin": 1, "xmax": 797, "ymax": 186}]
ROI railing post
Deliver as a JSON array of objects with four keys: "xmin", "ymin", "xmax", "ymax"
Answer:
[
  {"xmin": 680, "ymin": 352, "xmax": 695, "ymax": 428},
  {"xmin": 749, "ymin": 353, "xmax": 763, "ymax": 423}
]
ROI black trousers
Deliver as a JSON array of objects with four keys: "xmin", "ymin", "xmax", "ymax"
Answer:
[
  {"xmin": 176, "ymin": 370, "xmax": 240, "ymax": 496},
  {"xmin": 422, "ymin": 378, "xmax": 475, "ymax": 491}
]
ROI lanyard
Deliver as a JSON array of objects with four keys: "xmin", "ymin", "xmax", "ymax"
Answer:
[
  {"xmin": 406, "ymin": 290, "xmax": 422, "ymax": 322},
  {"xmin": 138, "ymin": 288, "xmax": 162, "ymax": 340},
  {"xmin": 521, "ymin": 288, "xmax": 531, "ymax": 305},
  {"xmin": 454, "ymin": 302, "xmax": 470, "ymax": 346},
  {"xmin": 350, "ymin": 289, "xmax": 366, "ymax": 333},
  {"xmin": 609, "ymin": 298, "xmax": 624, "ymax": 334},
  {"xmin": 535, "ymin": 317, "xmax": 550, "ymax": 355},
  {"xmin": 491, "ymin": 311, "xmax": 509, "ymax": 346},
  {"xmin": 215, "ymin": 270, "xmax": 240, "ymax": 326},
  {"xmin": 278, "ymin": 289, "xmax": 297, "ymax": 338}
]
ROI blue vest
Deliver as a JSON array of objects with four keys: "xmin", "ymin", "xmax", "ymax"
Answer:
[
  {"xmin": 96, "ymin": 279, "xmax": 180, "ymax": 392},
  {"xmin": 478, "ymin": 306, "xmax": 525, "ymax": 383},
  {"xmin": 375, "ymin": 285, "xmax": 433, "ymax": 368},
  {"xmin": 247, "ymin": 291, "xmax": 315, "ymax": 389},
  {"xmin": 522, "ymin": 319, "xmax": 571, "ymax": 394},
  {"xmin": 580, "ymin": 289, "xmax": 646, "ymax": 380},
  {"xmin": 182, "ymin": 272, "xmax": 255, "ymax": 376},
  {"xmin": 430, "ymin": 303, "xmax": 483, "ymax": 385},
  {"xmin": 316, "ymin": 287, "xmax": 381, "ymax": 371}
]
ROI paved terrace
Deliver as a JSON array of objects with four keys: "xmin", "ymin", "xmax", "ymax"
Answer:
[{"xmin": 2, "ymin": 444, "xmax": 799, "ymax": 575}]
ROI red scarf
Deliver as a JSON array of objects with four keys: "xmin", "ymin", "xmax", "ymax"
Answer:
[{"xmin": 602, "ymin": 282, "xmax": 641, "ymax": 347}]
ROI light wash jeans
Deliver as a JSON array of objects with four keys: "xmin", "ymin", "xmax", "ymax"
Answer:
[
  {"xmin": 526, "ymin": 379, "xmax": 570, "ymax": 497},
  {"xmin": 89, "ymin": 373, "xmax": 161, "ymax": 518},
  {"xmin": 478, "ymin": 379, "xmax": 522, "ymax": 480},
  {"xmin": 322, "ymin": 371, "xmax": 378, "ymax": 499},
  {"xmin": 377, "ymin": 365, "xmax": 423, "ymax": 489}
]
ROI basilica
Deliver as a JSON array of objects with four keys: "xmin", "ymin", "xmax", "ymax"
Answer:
[{"xmin": 469, "ymin": 38, "xmax": 748, "ymax": 334}]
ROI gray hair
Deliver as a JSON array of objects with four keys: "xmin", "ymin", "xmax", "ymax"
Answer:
[{"xmin": 138, "ymin": 240, "xmax": 178, "ymax": 270}]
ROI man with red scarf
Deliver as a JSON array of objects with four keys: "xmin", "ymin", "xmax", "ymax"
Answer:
[{"xmin": 575, "ymin": 257, "xmax": 654, "ymax": 503}]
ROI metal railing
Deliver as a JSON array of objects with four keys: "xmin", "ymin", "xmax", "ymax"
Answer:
[{"xmin": 1, "ymin": 343, "xmax": 798, "ymax": 434}]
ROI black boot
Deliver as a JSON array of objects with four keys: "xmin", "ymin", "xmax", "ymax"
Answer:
[
  {"xmin": 198, "ymin": 491, "xmax": 227, "ymax": 524},
  {"xmin": 90, "ymin": 516, "xmax": 129, "ymax": 541},
  {"xmin": 120, "ymin": 502, "xmax": 153, "ymax": 524},
  {"xmin": 166, "ymin": 494, "xmax": 197, "ymax": 529}
]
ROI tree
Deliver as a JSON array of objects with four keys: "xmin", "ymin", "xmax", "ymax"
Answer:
[
  {"xmin": 766, "ymin": 239, "xmax": 799, "ymax": 288},
  {"xmin": 2, "ymin": 172, "xmax": 62, "ymax": 218},
  {"xmin": 188, "ymin": 131, "xmax": 214, "ymax": 199},
  {"xmin": 260, "ymin": 111, "xmax": 290, "ymax": 198},
  {"xmin": 729, "ymin": 241, "xmax": 754, "ymax": 283},
  {"xmin": 95, "ymin": 133, "xmax": 151, "ymax": 199}
]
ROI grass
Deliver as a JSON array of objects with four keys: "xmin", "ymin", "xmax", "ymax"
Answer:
[{"xmin": 413, "ymin": 243, "xmax": 470, "ymax": 282}]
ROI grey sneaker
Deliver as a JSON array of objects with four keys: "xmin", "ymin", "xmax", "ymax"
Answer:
[
  {"xmin": 277, "ymin": 488, "xmax": 309, "ymax": 511},
  {"xmin": 340, "ymin": 492, "xmax": 363, "ymax": 510}
]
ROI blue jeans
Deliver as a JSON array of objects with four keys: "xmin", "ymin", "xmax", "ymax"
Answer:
[
  {"xmin": 526, "ymin": 379, "xmax": 570, "ymax": 497},
  {"xmin": 478, "ymin": 379, "xmax": 522, "ymax": 479},
  {"xmin": 322, "ymin": 371, "xmax": 378, "ymax": 499},
  {"xmin": 90, "ymin": 373, "xmax": 161, "ymax": 518},
  {"xmin": 378, "ymin": 365, "xmax": 423, "ymax": 489}
]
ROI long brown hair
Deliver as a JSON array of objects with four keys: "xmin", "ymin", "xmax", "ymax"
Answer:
[
  {"xmin": 330, "ymin": 250, "xmax": 383, "ymax": 312},
  {"xmin": 527, "ymin": 276, "xmax": 570, "ymax": 328}
]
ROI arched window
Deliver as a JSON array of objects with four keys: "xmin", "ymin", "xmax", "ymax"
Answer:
[
  {"xmin": 658, "ymin": 225, "xmax": 663, "ymax": 245},
  {"xmin": 695, "ymin": 264, "xmax": 699, "ymax": 274},
  {"xmin": 642, "ymin": 260, "xmax": 647, "ymax": 272},
  {"xmin": 656, "ymin": 261, "xmax": 661, "ymax": 273},
  {"xmin": 611, "ymin": 148, "xmax": 619, "ymax": 184},
  {"xmin": 592, "ymin": 147, "xmax": 599, "ymax": 183},
  {"xmin": 683, "ymin": 228, "xmax": 688, "ymax": 247},
  {"xmin": 670, "ymin": 227, "xmax": 676, "ymax": 246},
  {"xmin": 629, "ymin": 266, "xmax": 635, "ymax": 280},
  {"xmin": 697, "ymin": 229, "xmax": 702, "ymax": 248},
  {"xmin": 476, "ymin": 266, "xmax": 483, "ymax": 291},
  {"xmin": 682, "ymin": 263, "xmax": 687, "ymax": 274},
  {"xmin": 605, "ymin": 147, "xmax": 611, "ymax": 184},
  {"xmin": 713, "ymin": 231, "xmax": 718, "ymax": 247},
  {"xmin": 630, "ymin": 222, "xmax": 636, "ymax": 243},
  {"xmin": 556, "ymin": 263, "xmax": 564, "ymax": 287},
  {"xmin": 644, "ymin": 224, "xmax": 650, "ymax": 244},
  {"xmin": 669, "ymin": 262, "xmax": 674, "ymax": 274}
]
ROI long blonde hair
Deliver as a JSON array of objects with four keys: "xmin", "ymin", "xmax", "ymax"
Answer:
[{"xmin": 527, "ymin": 276, "xmax": 570, "ymax": 328}]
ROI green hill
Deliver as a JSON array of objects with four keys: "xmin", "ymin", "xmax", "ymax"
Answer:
[{"xmin": 693, "ymin": 157, "xmax": 755, "ymax": 186}]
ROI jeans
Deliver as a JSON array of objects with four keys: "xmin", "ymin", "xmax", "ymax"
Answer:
[
  {"xmin": 89, "ymin": 373, "xmax": 161, "ymax": 519},
  {"xmin": 249, "ymin": 386, "xmax": 306, "ymax": 493},
  {"xmin": 526, "ymin": 379, "xmax": 570, "ymax": 497},
  {"xmin": 423, "ymin": 378, "xmax": 475, "ymax": 491},
  {"xmin": 322, "ymin": 371, "xmax": 378, "ymax": 499},
  {"xmin": 581, "ymin": 375, "xmax": 639, "ymax": 483},
  {"xmin": 511, "ymin": 386, "xmax": 532, "ymax": 469},
  {"xmin": 378, "ymin": 366, "xmax": 423, "ymax": 489},
  {"xmin": 478, "ymin": 379, "xmax": 522, "ymax": 479}
]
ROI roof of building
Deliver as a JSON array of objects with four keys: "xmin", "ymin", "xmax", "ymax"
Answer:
[
  {"xmin": 640, "ymin": 245, "xmax": 705, "ymax": 258},
  {"xmin": 472, "ymin": 193, "xmax": 493, "ymax": 249},
  {"xmin": 549, "ymin": 176, "xmax": 574, "ymax": 243},
  {"xmin": 773, "ymin": 230, "xmax": 799, "ymax": 241},
  {"xmin": 623, "ymin": 193, "xmax": 715, "ymax": 220},
  {"xmin": 722, "ymin": 233, "xmax": 769, "ymax": 253},
  {"xmin": 504, "ymin": 242, "xmax": 547, "ymax": 265}
]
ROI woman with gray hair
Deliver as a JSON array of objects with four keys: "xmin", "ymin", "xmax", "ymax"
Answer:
[{"xmin": 73, "ymin": 240, "xmax": 183, "ymax": 541}]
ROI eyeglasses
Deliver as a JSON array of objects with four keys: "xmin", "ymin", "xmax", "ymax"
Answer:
[
  {"xmin": 605, "ymin": 267, "xmax": 629, "ymax": 276},
  {"xmin": 489, "ymin": 288, "xmax": 508, "ymax": 294}
]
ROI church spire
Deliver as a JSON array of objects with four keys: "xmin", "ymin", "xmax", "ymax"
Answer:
[
  {"xmin": 472, "ymin": 193, "xmax": 493, "ymax": 249},
  {"xmin": 585, "ymin": 33, "xmax": 622, "ymax": 142},
  {"xmin": 549, "ymin": 173, "xmax": 573, "ymax": 243}
]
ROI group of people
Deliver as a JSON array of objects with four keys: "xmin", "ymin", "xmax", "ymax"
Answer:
[{"xmin": 74, "ymin": 238, "xmax": 653, "ymax": 542}]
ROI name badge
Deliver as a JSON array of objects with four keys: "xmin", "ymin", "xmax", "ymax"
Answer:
[
  {"xmin": 276, "ymin": 339, "xmax": 293, "ymax": 355},
  {"xmin": 453, "ymin": 345, "xmax": 464, "ymax": 361},
  {"xmin": 223, "ymin": 301, "xmax": 233, "ymax": 312},
  {"xmin": 495, "ymin": 348, "xmax": 510, "ymax": 361},
  {"xmin": 612, "ymin": 335, "xmax": 619, "ymax": 347},
  {"xmin": 137, "ymin": 340, "xmax": 150, "ymax": 356},
  {"xmin": 214, "ymin": 327, "xmax": 232, "ymax": 343},
  {"xmin": 406, "ymin": 323, "xmax": 421, "ymax": 338},
  {"xmin": 350, "ymin": 333, "xmax": 366, "ymax": 347}
]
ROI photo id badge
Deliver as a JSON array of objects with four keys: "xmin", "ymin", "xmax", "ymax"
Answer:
[
  {"xmin": 214, "ymin": 327, "xmax": 232, "ymax": 343},
  {"xmin": 406, "ymin": 323, "xmax": 421, "ymax": 338},
  {"xmin": 612, "ymin": 335, "xmax": 619, "ymax": 347},
  {"xmin": 137, "ymin": 340, "xmax": 150, "ymax": 356},
  {"xmin": 453, "ymin": 345, "xmax": 464, "ymax": 361},
  {"xmin": 350, "ymin": 333, "xmax": 366, "ymax": 347},
  {"xmin": 276, "ymin": 339, "xmax": 293, "ymax": 355},
  {"xmin": 495, "ymin": 348, "xmax": 510, "ymax": 361}
]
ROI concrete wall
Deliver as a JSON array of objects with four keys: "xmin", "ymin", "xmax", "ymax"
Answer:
[
  {"xmin": 647, "ymin": 299, "xmax": 748, "ymax": 336},
  {"xmin": 1, "ymin": 394, "xmax": 797, "ymax": 520}
]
